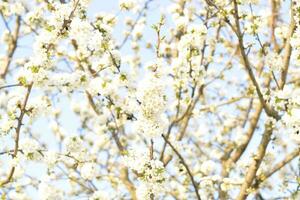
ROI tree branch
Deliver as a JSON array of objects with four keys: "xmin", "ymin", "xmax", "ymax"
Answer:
[
  {"xmin": 231, "ymin": 0, "xmax": 280, "ymax": 120},
  {"xmin": 253, "ymin": 148, "xmax": 300, "ymax": 189},
  {"xmin": 236, "ymin": 125, "xmax": 273, "ymax": 200},
  {"xmin": 0, "ymin": 84, "xmax": 33, "ymax": 186},
  {"xmin": 162, "ymin": 134, "xmax": 201, "ymax": 200},
  {"xmin": 1, "ymin": 16, "xmax": 21, "ymax": 79},
  {"xmin": 279, "ymin": 6, "xmax": 295, "ymax": 89}
]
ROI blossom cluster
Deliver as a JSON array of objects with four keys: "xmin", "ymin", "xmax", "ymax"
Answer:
[{"xmin": 123, "ymin": 148, "xmax": 167, "ymax": 199}]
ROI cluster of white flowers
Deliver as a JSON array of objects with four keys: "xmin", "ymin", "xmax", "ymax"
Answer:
[
  {"xmin": 270, "ymin": 86, "xmax": 300, "ymax": 141},
  {"xmin": 48, "ymin": 71, "xmax": 88, "ymax": 92},
  {"xmin": 15, "ymin": 0, "xmax": 119, "ymax": 93},
  {"xmin": 43, "ymin": 151, "xmax": 58, "ymax": 168},
  {"xmin": 283, "ymin": 106, "xmax": 300, "ymax": 140},
  {"xmin": 136, "ymin": 159, "xmax": 167, "ymax": 200},
  {"xmin": 62, "ymin": 136, "xmax": 98, "ymax": 173},
  {"xmin": 275, "ymin": 25, "xmax": 289, "ymax": 40},
  {"xmin": 20, "ymin": 138, "xmax": 41, "ymax": 160},
  {"xmin": 122, "ymin": 147, "xmax": 149, "ymax": 171},
  {"xmin": 64, "ymin": 136, "xmax": 89, "ymax": 161},
  {"xmin": 172, "ymin": 23, "xmax": 207, "ymax": 88},
  {"xmin": 69, "ymin": 17, "xmax": 103, "ymax": 57},
  {"xmin": 200, "ymin": 160, "xmax": 216, "ymax": 175},
  {"xmin": 80, "ymin": 162, "xmax": 99, "ymax": 180},
  {"xmin": 0, "ymin": 89, "xmax": 27, "ymax": 135},
  {"xmin": 119, "ymin": 0, "xmax": 137, "ymax": 11},
  {"xmin": 26, "ymin": 96, "xmax": 51, "ymax": 118},
  {"xmin": 134, "ymin": 73, "xmax": 167, "ymax": 138},
  {"xmin": 0, "ymin": 116, "xmax": 15, "ymax": 136},
  {"xmin": 123, "ymin": 148, "xmax": 167, "ymax": 199},
  {"xmin": 265, "ymin": 52, "xmax": 283, "ymax": 71},
  {"xmin": 89, "ymin": 190, "xmax": 111, "ymax": 200},
  {"xmin": 38, "ymin": 181, "xmax": 64, "ymax": 200},
  {"xmin": 178, "ymin": 24, "xmax": 207, "ymax": 60},
  {"xmin": 8, "ymin": 190, "xmax": 30, "ymax": 200},
  {"xmin": 0, "ymin": 1, "xmax": 25, "ymax": 16},
  {"xmin": 244, "ymin": 15, "xmax": 263, "ymax": 35},
  {"xmin": 16, "ymin": 65, "xmax": 49, "ymax": 87},
  {"xmin": 283, "ymin": 108, "xmax": 300, "ymax": 136}
]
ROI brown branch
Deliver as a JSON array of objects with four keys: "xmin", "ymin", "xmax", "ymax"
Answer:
[
  {"xmin": 270, "ymin": 0, "xmax": 279, "ymax": 52},
  {"xmin": 229, "ymin": 105, "xmax": 263, "ymax": 164},
  {"xmin": 253, "ymin": 148, "xmax": 300, "ymax": 189},
  {"xmin": 220, "ymin": 103, "xmax": 263, "ymax": 196},
  {"xmin": 55, "ymin": 0, "xmax": 80, "ymax": 37},
  {"xmin": 1, "ymin": 16, "xmax": 21, "ymax": 79},
  {"xmin": 149, "ymin": 139, "xmax": 154, "ymax": 160},
  {"xmin": 220, "ymin": 12, "xmax": 276, "ymax": 192},
  {"xmin": 236, "ymin": 125, "xmax": 273, "ymax": 200},
  {"xmin": 231, "ymin": 0, "xmax": 280, "ymax": 120},
  {"xmin": 162, "ymin": 134, "xmax": 201, "ymax": 200},
  {"xmin": 0, "ymin": 84, "xmax": 33, "ymax": 186},
  {"xmin": 279, "ymin": 6, "xmax": 296, "ymax": 89},
  {"xmin": 219, "ymin": 77, "xmax": 272, "ymax": 199}
]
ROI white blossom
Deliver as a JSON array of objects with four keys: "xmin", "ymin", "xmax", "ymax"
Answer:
[
  {"xmin": 80, "ymin": 162, "xmax": 99, "ymax": 180},
  {"xmin": 38, "ymin": 182, "xmax": 64, "ymax": 200}
]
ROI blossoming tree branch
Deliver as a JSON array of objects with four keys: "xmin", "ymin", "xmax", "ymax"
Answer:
[{"xmin": 0, "ymin": 0, "xmax": 299, "ymax": 199}]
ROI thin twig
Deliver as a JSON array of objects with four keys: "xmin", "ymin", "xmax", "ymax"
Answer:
[
  {"xmin": 117, "ymin": 0, "xmax": 153, "ymax": 49},
  {"xmin": 253, "ymin": 148, "xmax": 300, "ymax": 189},
  {"xmin": 162, "ymin": 134, "xmax": 201, "ymax": 200},
  {"xmin": 279, "ymin": 5, "xmax": 295, "ymax": 89},
  {"xmin": 0, "ymin": 83, "xmax": 21, "ymax": 90}
]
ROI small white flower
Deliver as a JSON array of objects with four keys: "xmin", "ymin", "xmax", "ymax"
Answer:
[
  {"xmin": 200, "ymin": 160, "xmax": 215, "ymax": 175},
  {"xmin": 265, "ymin": 52, "xmax": 283, "ymax": 71},
  {"xmin": 38, "ymin": 182, "xmax": 64, "ymax": 200},
  {"xmin": 88, "ymin": 77, "xmax": 102, "ymax": 96},
  {"xmin": 80, "ymin": 162, "xmax": 99, "ymax": 180},
  {"xmin": 20, "ymin": 138, "xmax": 41, "ymax": 160},
  {"xmin": 44, "ymin": 151, "xmax": 58, "ymax": 168},
  {"xmin": 119, "ymin": 0, "xmax": 137, "ymax": 10},
  {"xmin": 89, "ymin": 191, "xmax": 111, "ymax": 200},
  {"xmin": 65, "ymin": 136, "xmax": 84, "ymax": 154}
]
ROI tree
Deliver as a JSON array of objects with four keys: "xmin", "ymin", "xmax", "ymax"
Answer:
[{"xmin": 0, "ymin": 0, "xmax": 299, "ymax": 199}]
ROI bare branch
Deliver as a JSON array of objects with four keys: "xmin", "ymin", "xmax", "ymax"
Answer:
[{"xmin": 0, "ymin": 83, "xmax": 21, "ymax": 90}]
